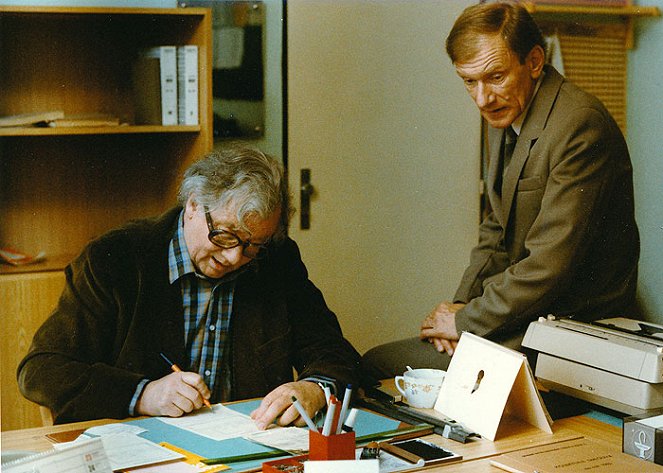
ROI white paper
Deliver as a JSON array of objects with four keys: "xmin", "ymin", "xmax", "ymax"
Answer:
[
  {"xmin": 637, "ymin": 414, "xmax": 663, "ymax": 428},
  {"xmin": 354, "ymin": 448, "xmax": 424, "ymax": 473},
  {"xmin": 245, "ymin": 426, "xmax": 310, "ymax": 453},
  {"xmin": 305, "ymin": 459, "xmax": 379, "ymax": 473},
  {"xmin": 85, "ymin": 422, "xmax": 147, "ymax": 436},
  {"xmin": 54, "ymin": 433, "xmax": 184, "ymax": 470},
  {"xmin": 159, "ymin": 403, "xmax": 260, "ymax": 441},
  {"xmin": 104, "ymin": 433, "xmax": 184, "ymax": 470},
  {"xmin": 2, "ymin": 438, "xmax": 112, "ymax": 473}
]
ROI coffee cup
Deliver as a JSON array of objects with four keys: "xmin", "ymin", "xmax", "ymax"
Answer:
[{"xmin": 394, "ymin": 368, "xmax": 445, "ymax": 408}]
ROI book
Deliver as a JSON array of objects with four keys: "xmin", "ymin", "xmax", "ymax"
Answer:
[
  {"xmin": 133, "ymin": 46, "xmax": 178, "ymax": 125},
  {"xmin": 47, "ymin": 113, "xmax": 120, "ymax": 128},
  {"xmin": 177, "ymin": 45, "xmax": 199, "ymax": 125},
  {"xmin": 132, "ymin": 55, "xmax": 162, "ymax": 125},
  {"xmin": 2, "ymin": 437, "xmax": 112, "ymax": 473},
  {"xmin": 490, "ymin": 438, "xmax": 663, "ymax": 473},
  {"xmin": 0, "ymin": 110, "xmax": 64, "ymax": 127}
]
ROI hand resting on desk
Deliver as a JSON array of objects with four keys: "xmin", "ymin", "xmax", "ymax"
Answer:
[
  {"xmin": 136, "ymin": 371, "xmax": 211, "ymax": 417},
  {"xmin": 250, "ymin": 380, "xmax": 326, "ymax": 430}
]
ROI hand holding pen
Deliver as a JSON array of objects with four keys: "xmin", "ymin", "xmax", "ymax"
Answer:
[{"xmin": 134, "ymin": 353, "xmax": 212, "ymax": 417}]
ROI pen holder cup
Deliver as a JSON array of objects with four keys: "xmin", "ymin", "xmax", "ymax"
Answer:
[{"xmin": 308, "ymin": 429, "xmax": 356, "ymax": 461}]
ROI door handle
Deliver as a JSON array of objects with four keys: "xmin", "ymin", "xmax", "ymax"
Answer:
[{"xmin": 300, "ymin": 168, "xmax": 315, "ymax": 229}]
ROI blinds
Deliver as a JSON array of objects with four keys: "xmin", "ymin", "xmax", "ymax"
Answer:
[{"xmin": 539, "ymin": 21, "xmax": 629, "ymax": 133}]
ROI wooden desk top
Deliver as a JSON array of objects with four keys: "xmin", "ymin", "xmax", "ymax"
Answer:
[{"xmin": 0, "ymin": 414, "xmax": 624, "ymax": 472}]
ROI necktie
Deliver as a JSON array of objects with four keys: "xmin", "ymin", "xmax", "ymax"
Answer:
[
  {"xmin": 503, "ymin": 126, "xmax": 517, "ymax": 174},
  {"xmin": 495, "ymin": 126, "xmax": 517, "ymax": 196}
]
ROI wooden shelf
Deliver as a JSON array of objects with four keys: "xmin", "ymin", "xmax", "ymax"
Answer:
[
  {"xmin": 523, "ymin": 2, "xmax": 661, "ymax": 17},
  {"xmin": 0, "ymin": 125, "xmax": 201, "ymax": 136},
  {"xmin": 0, "ymin": 254, "xmax": 76, "ymax": 275},
  {"xmin": 0, "ymin": 6, "xmax": 213, "ymax": 260},
  {"xmin": 0, "ymin": 6, "xmax": 213, "ymax": 431}
]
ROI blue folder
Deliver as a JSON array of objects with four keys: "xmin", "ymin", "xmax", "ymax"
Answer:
[{"xmin": 126, "ymin": 399, "xmax": 401, "ymax": 472}]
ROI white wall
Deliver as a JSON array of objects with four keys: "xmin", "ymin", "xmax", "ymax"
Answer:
[
  {"xmin": 287, "ymin": 0, "xmax": 480, "ymax": 353},
  {"xmin": 629, "ymin": 1, "xmax": 663, "ymax": 322}
]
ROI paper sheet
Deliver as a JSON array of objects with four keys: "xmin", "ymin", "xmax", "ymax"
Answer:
[
  {"xmin": 305, "ymin": 459, "xmax": 379, "ymax": 473},
  {"xmin": 245, "ymin": 426, "xmax": 310, "ymax": 453},
  {"xmin": 158, "ymin": 404, "xmax": 260, "ymax": 441},
  {"xmin": 85, "ymin": 422, "xmax": 147, "ymax": 436},
  {"xmin": 637, "ymin": 414, "xmax": 663, "ymax": 428},
  {"xmin": 2, "ymin": 438, "xmax": 112, "ymax": 473},
  {"xmin": 54, "ymin": 432, "xmax": 184, "ymax": 471}
]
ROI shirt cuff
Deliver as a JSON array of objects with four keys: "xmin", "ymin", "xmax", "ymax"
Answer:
[
  {"xmin": 128, "ymin": 378, "xmax": 151, "ymax": 417},
  {"xmin": 301, "ymin": 375, "xmax": 338, "ymax": 397}
]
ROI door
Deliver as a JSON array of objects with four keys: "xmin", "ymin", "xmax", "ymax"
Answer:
[{"xmin": 287, "ymin": 0, "xmax": 480, "ymax": 354}]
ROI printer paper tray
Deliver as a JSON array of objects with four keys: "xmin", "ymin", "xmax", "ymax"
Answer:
[{"xmin": 536, "ymin": 353, "xmax": 663, "ymax": 415}]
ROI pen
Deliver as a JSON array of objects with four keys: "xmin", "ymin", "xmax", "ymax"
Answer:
[
  {"xmin": 341, "ymin": 407, "xmax": 358, "ymax": 432},
  {"xmin": 201, "ymin": 449, "xmax": 286, "ymax": 465},
  {"xmin": 159, "ymin": 352, "xmax": 212, "ymax": 409},
  {"xmin": 320, "ymin": 383, "xmax": 332, "ymax": 406},
  {"xmin": 355, "ymin": 424, "xmax": 435, "ymax": 444},
  {"xmin": 336, "ymin": 384, "xmax": 353, "ymax": 434},
  {"xmin": 291, "ymin": 396, "xmax": 318, "ymax": 430},
  {"xmin": 321, "ymin": 396, "xmax": 337, "ymax": 436}
]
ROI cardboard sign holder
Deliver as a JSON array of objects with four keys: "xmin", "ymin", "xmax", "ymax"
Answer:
[{"xmin": 434, "ymin": 332, "xmax": 553, "ymax": 441}]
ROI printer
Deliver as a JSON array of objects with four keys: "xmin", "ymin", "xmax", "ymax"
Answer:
[{"xmin": 522, "ymin": 316, "xmax": 663, "ymax": 415}]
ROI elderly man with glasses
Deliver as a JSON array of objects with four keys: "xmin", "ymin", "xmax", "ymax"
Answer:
[{"xmin": 18, "ymin": 144, "xmax": 360, "ymax": 428}]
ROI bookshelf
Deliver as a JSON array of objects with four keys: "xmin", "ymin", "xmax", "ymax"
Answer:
[{"xmin": 0, "ymin": 6, "xmax": 212, "ymax": 431}]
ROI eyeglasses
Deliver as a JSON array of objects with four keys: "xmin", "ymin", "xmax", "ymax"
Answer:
[{"xmin": 204, "ymin": 206, "xmax": 269, "ymax": 259}]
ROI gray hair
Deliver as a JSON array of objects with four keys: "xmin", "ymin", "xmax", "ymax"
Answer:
[{"xmin": 178, "ymin": 143, "xmax": 292, "ymax": 241}]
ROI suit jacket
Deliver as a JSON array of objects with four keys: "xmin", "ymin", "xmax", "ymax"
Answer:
[
  {"xmin": 18, "ymin": 207, "xmax": 360, "ymax": 423},
  {"xmin": 453, "ymin": 65, "xmax": 639, "ymax": 347}
]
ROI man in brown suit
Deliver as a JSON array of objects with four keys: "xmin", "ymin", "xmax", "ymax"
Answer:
[{"xmin": 362, "ymin": 2, "xmax": 639, "ymax": 379}]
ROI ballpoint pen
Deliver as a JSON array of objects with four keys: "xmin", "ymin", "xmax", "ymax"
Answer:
[
  {"xmin": 336, "ymin": 384, "xmax": 353, "ymax": 434},
  {"xmin": 321, "ymin": 396, "xmax": 338, "ymax": 436},
  {"xmin": 341, "ymin": 407, "xmax": 359, "ymax": 433},
  {"xmin": 159, "ymin": 352, "xmax": 212, "ymax": 409},
  {"xmin": 291, "ymin": 396, "xmax": 318, "ymax": 430}
]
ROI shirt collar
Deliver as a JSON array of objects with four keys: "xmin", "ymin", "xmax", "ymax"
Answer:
[
  {"xmin": 169, "ymin": 211, "xmax": 198, "ymax": 284},
  {"xmin": 511, "ymin": 70, "xmax": 545, "ymax": 136}
]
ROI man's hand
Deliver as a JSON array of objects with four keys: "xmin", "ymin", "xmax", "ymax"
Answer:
[
  {"xmin": 250, "ymin": 381, "xmax": 326, "ymax": 430},
  {"xmin": 419, "ymin": 301, "xmax": 465, "ymax": 356},
  {"xmin": 136, "ymin": 371, "xmax": 211, "ymax": 417}
]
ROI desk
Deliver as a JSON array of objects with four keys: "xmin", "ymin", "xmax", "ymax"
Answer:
[{"xmin": 0, "ymin": 413, "xmax": 626, "ymax": 472}]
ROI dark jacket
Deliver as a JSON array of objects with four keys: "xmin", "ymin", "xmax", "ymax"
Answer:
[
  {"xmin": 18, "ymin": 207, "xmax": 360, "ymax": 423},
  {"xmin": 454, "ymin": 65, "xmax": 639, "ymax": 348}
]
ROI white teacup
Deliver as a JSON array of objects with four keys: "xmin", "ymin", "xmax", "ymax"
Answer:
[{"xmin": 394, "ymin": 368, "xmax": 446, "ymax": 408}]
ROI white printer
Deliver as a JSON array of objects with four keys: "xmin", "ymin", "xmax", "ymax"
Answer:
[{"xmin": 522, "ymin": 316, "xmax": 663, "ymax": 415}]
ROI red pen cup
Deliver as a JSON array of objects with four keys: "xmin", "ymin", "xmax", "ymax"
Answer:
[{"xmin": 308, "ymin": 429, "xmax": 356, "ymax": 460}]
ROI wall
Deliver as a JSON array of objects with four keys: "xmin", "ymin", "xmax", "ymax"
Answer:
[
  {"xmin": 629, "ymin": 1, "xmax": 663, "ymax": 322},
  {"xmin": 286, "ymin": 0, "xmax": 479, "ymax": 354}
]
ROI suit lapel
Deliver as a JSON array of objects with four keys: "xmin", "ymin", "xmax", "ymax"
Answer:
[{"xmin": 499, "ymin": 65, "xmax": 565, "ymax": 228}]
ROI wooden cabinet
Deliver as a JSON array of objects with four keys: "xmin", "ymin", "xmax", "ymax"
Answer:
[
  {"xmin": 0, "ymin": 270, "xmax": 65, "ymax": 431},
  {"xmin": 0, "ymin": 6, "xmax": 212, "ymax": 430}
]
